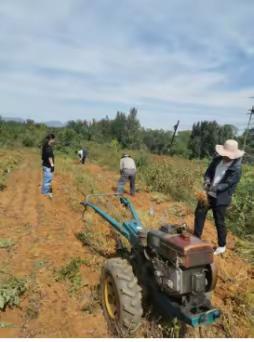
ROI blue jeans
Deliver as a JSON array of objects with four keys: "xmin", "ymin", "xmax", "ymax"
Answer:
[{"xmin": 41, "ymin": 167, "xmax": 53, "ymax": 194}]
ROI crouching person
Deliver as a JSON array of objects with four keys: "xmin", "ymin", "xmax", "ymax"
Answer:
[
  {"xmin": 117, "ymin": 154, "xmax": 136, "ymax": 196},
  {"xmin": 78, "ymin": 147, "xmax": 88, "ymax": 164}
]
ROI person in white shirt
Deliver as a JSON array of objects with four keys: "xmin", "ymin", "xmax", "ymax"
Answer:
[
  {"xmin": 207, "ymin": 159, "xmax": 233, "ymax": 198},
  {"xmin": 194, "ymin": 140, "xmax": 244, "ymax": 256},
  {"xmin": 117, "ymin": 154, "xmax": 137, "ymax": 196},
  {"xmin": 78, "ymin": 147, "xmax": 88, "ymax": 164}
]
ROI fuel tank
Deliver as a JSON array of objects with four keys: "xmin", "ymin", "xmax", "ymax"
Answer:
[{"xmin": 147, "ymin": 230, "xmax": 214, "ymax": 268}]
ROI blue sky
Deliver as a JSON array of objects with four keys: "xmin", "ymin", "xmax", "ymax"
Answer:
[{"xmin": 0, "ymin": 0, "xmax": 254, "ymax": 131}]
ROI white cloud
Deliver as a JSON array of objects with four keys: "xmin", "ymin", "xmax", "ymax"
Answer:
[{"xmin": 0, "ymin": 0, "xmax": 254, "ymax": 130}]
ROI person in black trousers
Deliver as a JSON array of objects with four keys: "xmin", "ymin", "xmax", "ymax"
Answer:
[{"xmin": 194, "ymin": 140, "xmax": 244, "ymax": 255}]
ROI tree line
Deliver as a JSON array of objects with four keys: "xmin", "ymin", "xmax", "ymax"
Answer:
[{"xmin": 0, "ymin": 108, "xmax": 251, "ymax": 160}]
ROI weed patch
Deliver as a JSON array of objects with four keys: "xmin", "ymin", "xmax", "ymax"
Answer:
[
  {"xmin": 235, "ymin": 237, "xmax": 254, "ymax": 264},
  {"xmin": 55, "ymin": 257, "xmax": 89, "ymax": 294},
  {"xmin": 0, "ymin": 239, "xmax": 15, "ymax": 249},
  {"xmin": 0, "ymin": 274, "xmax": 26, "ymax": 310},
  {"xmin": 150, "ymin": 192, "xmax": 170, "ymax": 204},
  {"xmin": 0, "ymin": 321, "xmax": 16, "ymax": 328},
  {"xmin": 33, "ymin": 260, "xmax": 47, "ymax": 270},
  {"xmin": 141, "ymin": 314, "xmax": 183, "ymax": 338},
  {"xmin": 76, "ymin": 230, "xmax": 116, "ymax": 258},
  {"xmin": 0, "ymin": 150, "xmax": 22, "ymax": 190}
]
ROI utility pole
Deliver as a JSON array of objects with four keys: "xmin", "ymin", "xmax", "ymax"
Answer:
[
  {"xmin": 243, "ymin": 106, "xmax": 254, "ymax": 151},
  {"xmin": 169, "ymin": 120, "xmax": 180, "ymax": 149}
]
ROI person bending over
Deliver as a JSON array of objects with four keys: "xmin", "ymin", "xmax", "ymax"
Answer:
[
  {"xmin": 78, "ymin": 147, "xmax": 88, "ymax": 164},
  {"xmin": 117, "ymin": 154, "xmax": 136, "ymax": 196}
]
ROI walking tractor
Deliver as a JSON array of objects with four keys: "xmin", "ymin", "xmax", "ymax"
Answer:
[{"xmin": 80, "ymin": 194, "xmax": 220, "ymax": 335}]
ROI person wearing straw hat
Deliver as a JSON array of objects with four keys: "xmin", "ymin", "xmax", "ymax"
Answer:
[{"xmin": 194, "ymin": 139, "xmax": 245, "ymax": 255}]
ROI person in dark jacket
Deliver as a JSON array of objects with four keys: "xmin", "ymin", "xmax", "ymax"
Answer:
[
  {"xmin": 194, "ymin": 139, "xmax": 245, "ymax": 255},
  {"xmin": 41, "ymin": 133, "xmax": 55, "ymax": 198}
]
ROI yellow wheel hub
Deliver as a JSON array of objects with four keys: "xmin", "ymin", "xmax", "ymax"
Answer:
[{"xmin": 104, "ymin": 274, "xmax": 119, "ymax": 320}]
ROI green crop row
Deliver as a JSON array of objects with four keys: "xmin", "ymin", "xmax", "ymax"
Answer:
[{"xmin": 0, "ymin": 150, "xmax": 22, "ymax": 190}]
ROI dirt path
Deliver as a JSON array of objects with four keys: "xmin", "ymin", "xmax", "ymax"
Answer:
[
  {"xmin": 0, "ymin": 151, "xmax": 253, "ymax": 337},
  {"xmin": 0, "ymin": 152, "xmax": 108, "ymax": 337}
]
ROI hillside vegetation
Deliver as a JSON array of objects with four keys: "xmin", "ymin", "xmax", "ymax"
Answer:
[{"xmin": 1, "ymin": 110, "xmax": 251, "ymax": 159}]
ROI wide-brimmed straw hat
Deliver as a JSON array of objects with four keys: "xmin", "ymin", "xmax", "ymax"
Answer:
[{"xmin": 215, "ymin": 139, "xmax": 245, "ymax": 159}]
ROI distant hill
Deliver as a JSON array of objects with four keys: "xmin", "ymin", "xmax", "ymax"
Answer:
[
  {"xmin": 1, "ymin": 116, "xmax": 25, "ymax": 123},
  {"xmin": 44, "ymin": 121, "xmax": 65, "ymax": 128},
  {"xmin": 1, "ymin": 116, "xmax": 65, "ymax": 128}
]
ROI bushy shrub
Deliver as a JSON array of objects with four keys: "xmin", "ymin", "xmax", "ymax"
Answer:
[
  {"xmin": 133, "ymin": 153, "xmax": 150, "ymax": 169},
  {"xmin": 22, "ymin": 136, "xmax": 34, "ymax": 147},
  {"xmin": 0, "ymin": 275, "xmax": 26, "ymax": 310},
  {"xmin": 141, "ymin": 158, "xmax": 203, "ymax": 203},
  {"xmin": 227, "ymin": 166, "xmax": 254, "ymax": 237},
  {"xmin": 0, "ymin": 151, "xmax": 21, "ymax": 190}
]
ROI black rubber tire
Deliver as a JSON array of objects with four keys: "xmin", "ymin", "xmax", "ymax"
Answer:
[{"xmin": 101, "ymin": 257, "xmax": 143, "ymax": 336}]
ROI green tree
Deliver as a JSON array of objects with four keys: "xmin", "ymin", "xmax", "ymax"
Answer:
[
  {"xmin": 125, "ymin": 108, "xmax": 142, "ymax": 148},
  {"xmin": 171, "ymin": 130, "xmax": 191, "ymax": 157},
  {"xmin": 143, "ymin": 129, "xmax": 172, "ymax": 154},
  {"xmin": 188, "ymin": 121, "xmax": 237, "ymax": 159},
  {"xmin": 110, "ymin": 111, "xmax": 128, "ymax": 146}
]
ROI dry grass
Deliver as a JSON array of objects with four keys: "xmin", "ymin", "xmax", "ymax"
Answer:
[{"xmin": 195, "ymin": 190, "xmax": 209, "ymax": 207}]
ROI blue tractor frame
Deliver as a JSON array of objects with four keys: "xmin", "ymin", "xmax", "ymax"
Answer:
[{"xmin": 81, "ymin": 194, "xmax": 220, "ymax": 328}]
